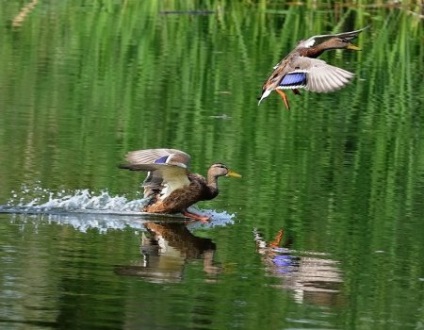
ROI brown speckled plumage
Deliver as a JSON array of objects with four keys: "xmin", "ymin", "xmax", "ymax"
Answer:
[
  {"xmin": 258, "ymin": 27, "xmax": 366, "ymax": 109},
  {"xmin": 119, "ymin": 148, "xmax": 241, "ymax": 222}
]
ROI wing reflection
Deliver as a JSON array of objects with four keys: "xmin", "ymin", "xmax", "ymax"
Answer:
[
  {"xmin": 114, "ymin": 221, "xmax": 218, "ymax": 283},
  {"xmin": 254, "ymin": 228, "xmax": 344, "ymax": 307}
]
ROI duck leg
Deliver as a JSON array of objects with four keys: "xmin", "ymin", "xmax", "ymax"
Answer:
[
  {"xmin": 276, "ymin": 89, "xmax": 290, "ymax": 110},
  {"xmin": 182, "ymin": 209, "xmax": 210, "ymax": 223},
  {"xmin": 268, "ymin": 229, "xmax": 284, "ymax": 247}
]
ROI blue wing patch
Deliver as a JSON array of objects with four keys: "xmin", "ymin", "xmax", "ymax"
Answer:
[
  {"xmin": 279, "ymin": 72, "xmax": 307, "ymax": 87},
  {"xmin": 154, "ymin": 156, "xmax": 169, "ymax": 164}
]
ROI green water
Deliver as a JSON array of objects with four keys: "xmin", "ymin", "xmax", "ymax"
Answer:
[{"xmin": 1, "ymin": 1, "xmax": 424, "ymax": 329}]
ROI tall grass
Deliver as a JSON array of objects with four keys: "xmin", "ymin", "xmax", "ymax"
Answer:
[
  {"xmin": 0, "ymin": 1, "xmax": 424, "ymax": 326},
  {"xmin": 0, "ymin": 1, "xmax": 423, "ymax": 204}
]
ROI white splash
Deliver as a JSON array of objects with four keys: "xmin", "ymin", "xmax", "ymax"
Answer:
[
  {"xmin": 3, "ymin": 183, "xmax": 235, "ymax": 233},
  {"xmin": 7, "ymin": 184, "xmax": 148, "ymax": 211}
]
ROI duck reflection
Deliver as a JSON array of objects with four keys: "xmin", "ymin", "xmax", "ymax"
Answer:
[
  {"xmin": 114, "ymin": 221, "xmax": 218, "ymax": 283},
  {"xmin": 254, "ymin": 228, "xmax": 344, "ymax": 307}
]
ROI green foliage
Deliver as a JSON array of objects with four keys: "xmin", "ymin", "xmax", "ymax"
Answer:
[{"xmin": 0, "ymin": 1, "xmax": 423, "ymax": 328}]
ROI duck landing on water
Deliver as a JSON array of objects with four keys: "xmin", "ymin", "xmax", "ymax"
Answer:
[{"xmin": 119, "ymin": 148, "xmax": 241, "ymax": 222}]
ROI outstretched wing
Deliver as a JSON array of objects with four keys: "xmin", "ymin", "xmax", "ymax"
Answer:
[
  {"xmin": 122, "ymin": 148, "xmax": 191, "ymax": 170},
  {"xmin": 303, "ymin": 58, "xmax": 354, "ymax": 93},
  {"xmin": 277, "ymin": 57, "xmax": 354, "ymax": 93},
  {"xmin": 119, "ymin": 149, "xmax": 192, "ymax": 198}
]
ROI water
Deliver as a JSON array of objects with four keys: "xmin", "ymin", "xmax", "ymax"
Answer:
[
  {"xmin": 1, "ymin": 1, "xmax": 424, "ymax": 329},
  {"xmin": 0, "ymin": 187, "xmax": 348, "ymax": 329}
]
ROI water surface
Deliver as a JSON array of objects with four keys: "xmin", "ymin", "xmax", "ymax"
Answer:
[{"xmin": 1, "ymin": 1, "xmax": 424, "ymax": 329}]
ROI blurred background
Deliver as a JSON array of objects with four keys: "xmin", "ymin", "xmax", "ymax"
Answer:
[{"xmin": 0, "ymin": 1, "xmax": 423, "ymax": 329}]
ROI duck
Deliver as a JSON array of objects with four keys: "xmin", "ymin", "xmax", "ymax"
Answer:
[
  {"xmin": 258, "ymin": 27, "xmax": 366, "ymax": 110},
  {"xmin": 119, "ymin": 148, "xmax": 241, "ymax": 222}
]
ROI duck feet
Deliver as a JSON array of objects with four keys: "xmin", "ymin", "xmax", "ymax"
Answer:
[
  {"xmin": 183, "ymin": 210, "xmax": 210, "ymax": 223},
  {"xmin": 276, "ymin": 89, "xmax": 290, "ymax": 110},
  {"xmin": 268, "ymin": 229, "xmax": 284, "ymax": 247}
]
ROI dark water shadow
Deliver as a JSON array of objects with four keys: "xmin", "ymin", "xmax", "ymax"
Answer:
[{"xmin": 114, "ymin": 221, "xmax": 219, "ymax": 283}]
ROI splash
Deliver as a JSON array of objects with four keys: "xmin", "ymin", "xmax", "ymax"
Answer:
[
  {"xmin": 2, "ymin": 184, "xmax": 235, "ymax": 232},
  {"xmin": 7, "ymin": 184, "xmax": 148, "ymax": 211}
]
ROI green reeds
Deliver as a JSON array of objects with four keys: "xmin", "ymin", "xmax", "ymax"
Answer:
[
  {"xmin": 0, "ymin": 3, "xmax": 424, "ymax": 325},
  {"xmin": 0, "ymin": 1, "xmax": 423, "ymax": 224}
]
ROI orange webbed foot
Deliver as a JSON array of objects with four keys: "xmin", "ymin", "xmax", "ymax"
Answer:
[{"xmin": 183, "ymin": 210, "xmax": 211, "ymax": 223}]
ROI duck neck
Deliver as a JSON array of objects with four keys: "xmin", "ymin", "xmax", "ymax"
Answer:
[
  {"xmin": 299, "ymin": 40, "xmax": 336, "ymax": 58},
  {"xmin": 206, "ymin": 173, "xmax": 220, "ymax": 198},
  {"xmin": 302, "ymin": 45, "xmax": 327, "ymax": 58},
  {"xmin": 310, "ymin": 39, "xmax": 348, "ymax": 58}
]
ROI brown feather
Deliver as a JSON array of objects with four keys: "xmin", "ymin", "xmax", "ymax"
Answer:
[
  {"xmin": 144, "ymin": 173, "xmax": 218, "ymax": 214},
  {"xmin": 119, "ymin": 149, "xmax": 241, "ymax": 220},
  {"xmin": 258, "ymin": 27, "xmax": 366, "ymax": 107}
]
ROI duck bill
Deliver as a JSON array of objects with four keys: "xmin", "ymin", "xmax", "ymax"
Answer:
[
  {"xmin": 227, "ymin": 170, "xmax": 242, "ymax": 178},
  {"xmin": 346, "ymin": 43, "xmax": 361, "ymax": 51}
]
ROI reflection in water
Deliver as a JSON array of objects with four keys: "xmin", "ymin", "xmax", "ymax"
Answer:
[
  {"xmin": 254, "ymin": 228, "xmax": 343, "ymax": 307},
  {"xmin": 115, "ymin": 221, "xmax": 219, "ymax": 283}
]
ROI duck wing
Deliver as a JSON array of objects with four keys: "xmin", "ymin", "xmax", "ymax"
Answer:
[
  {"xmin": 122, "ymin": 148, "xmax": 191, "ymax": 170},
  {"xmin": 119, "ymin": 149, "xmax": 192, "ymax": 198},
  {"xmin": 303, "ymin": 58, "xmax": 354, "ymax": 93},
  {"xmin": 277, "ymin": 57, "xmax": 354, "ymax": 93}
]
